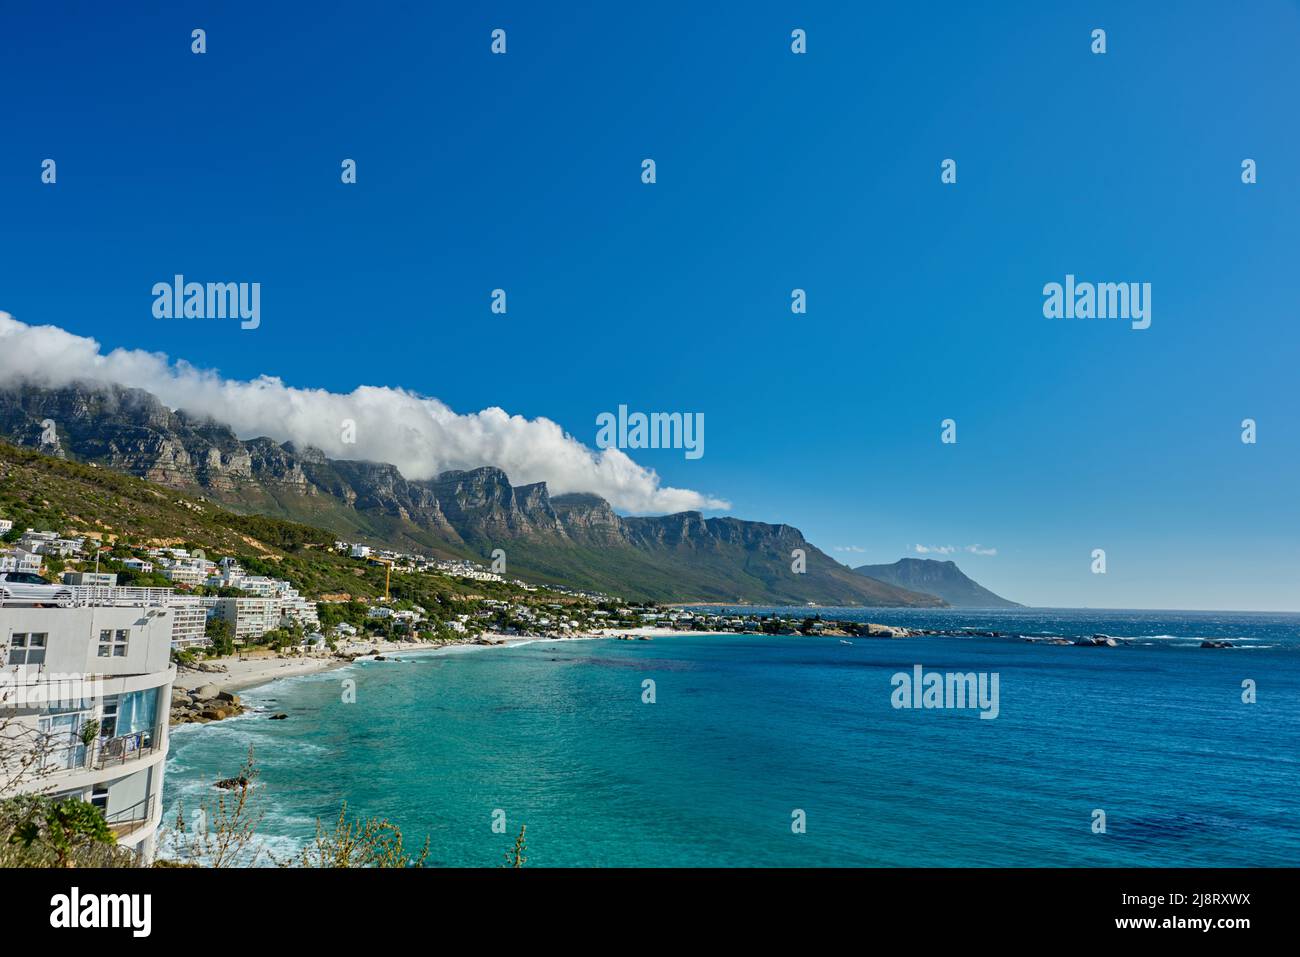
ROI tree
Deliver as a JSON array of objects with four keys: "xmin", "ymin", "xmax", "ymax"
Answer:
[
  {"xmin": 205, "ymin": 618, "xmax": 234, "ymax": 657},
  {"xmin": 0, "ymin": 796, "xmax": 132, "ymax": 868}
]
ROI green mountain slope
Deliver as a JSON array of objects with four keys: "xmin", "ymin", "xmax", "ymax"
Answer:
[{"xmin": 0, "ymin": 385, "xmax": 947, "ymax": 606}]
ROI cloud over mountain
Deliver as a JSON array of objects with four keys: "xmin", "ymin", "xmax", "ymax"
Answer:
[{"xmin": 0, "ymin": 313, "xmax": 729, "ymax": 515}]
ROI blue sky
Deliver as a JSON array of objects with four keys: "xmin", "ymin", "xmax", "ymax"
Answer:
[{"xmin": 2, "ymin": 2, "xmax": 1298, "ymax": 610}]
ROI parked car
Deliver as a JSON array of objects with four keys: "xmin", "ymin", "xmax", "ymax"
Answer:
[{"xmin": 0, "ymin": 571, "xmax": 74, "ymax": 606}]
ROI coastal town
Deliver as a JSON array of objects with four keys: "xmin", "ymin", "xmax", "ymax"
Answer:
[
  {"xmin": 3, "ymin": 515, "xmax": 921, "ymax": 659},
  {"xmin": 1, "ymin": 505, "xmax": 1244, "ymax": 866}
]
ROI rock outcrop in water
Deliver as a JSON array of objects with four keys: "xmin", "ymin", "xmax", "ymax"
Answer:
[{"xmin": 171, "ymin": 685, "xmax": 244, "ymax": 724}]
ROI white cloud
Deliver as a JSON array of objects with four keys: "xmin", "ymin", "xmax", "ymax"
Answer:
[
  {"xmin": 0, "ymin": 314, "xmax": 730, "ymax": 515},
  {"xmin": 912, "ymin": 543, "xmax": 998, "ymax": 557},
  {"xmin": 833, "ymin": 545, "xmax": 866, "ymax": 553}
]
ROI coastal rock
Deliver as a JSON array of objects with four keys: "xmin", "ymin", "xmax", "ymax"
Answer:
[
  {"xmin": 172, "ymin": 691, "xmax": 244, "ymax": 724},
  {"xmin": 269, "ymin": 713, "xmax": 288, "ymax": 720},
  {"xmin": 1200, "ymin": 640, "xmax": 1233, "ymax": 649},
  {"xmin": 1074, "ymin": 634, "xmax": 1120, "ymax": 647},
  {"xmin": 861, "ymin": 623, "xmax": 912, "ymax": 638},
  {"xmin": 215, "ymin": 775, "xmax": 251, "ymax": 791}
]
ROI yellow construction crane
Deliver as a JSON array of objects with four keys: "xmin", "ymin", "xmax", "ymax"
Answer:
[{"xmin": 372, "ymin": 557, "xmax": 395, "ymax": 600}]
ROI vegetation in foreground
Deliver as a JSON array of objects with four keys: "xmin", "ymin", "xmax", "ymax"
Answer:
[{"xmin": 1, "ymin": 751, "xmax": 520, "ymax": 869}]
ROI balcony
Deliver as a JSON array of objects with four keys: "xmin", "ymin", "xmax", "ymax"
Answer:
[
  {"xmin": 105, "ymin": 793, "xmax": 157, "ymax": 840},
  {"xmin": 68, "ymin": 585, "xmax": 177, "ymax": 607},
  {"xmin": 36, "ymin": 731, "xmax": 162, "ymax": 775}
]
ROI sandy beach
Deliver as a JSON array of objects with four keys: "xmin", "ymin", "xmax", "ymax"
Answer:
[
  {"xmin": 173, "ymin": 638, "xmax": 435, "ymax": 694},
  {"xmin": 170, "ymin": 631, "xmax": 645, "ymax": 696}
]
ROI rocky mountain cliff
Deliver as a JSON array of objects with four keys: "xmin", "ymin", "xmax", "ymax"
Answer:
[{"xmin": 0, "ymin": 384, "xmax": 945, "ymax": 606}]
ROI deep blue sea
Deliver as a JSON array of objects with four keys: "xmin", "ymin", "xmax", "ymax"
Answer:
[{"xmin": 163, "ymin": 608, "xmax": 1300, "ymax": 866}]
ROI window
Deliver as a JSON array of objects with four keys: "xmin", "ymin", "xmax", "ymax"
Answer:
[
  {"xmin": 7, "ymin": 632, "xmax": 48, "ymax": 666},
  {"xmin": 5, "ymin": 572, "xmax": 49, "ymax": 584},
  {"xmin": 38, "ymin": 709, "xmax": 88, "ymax": 771},
  {"xmin": 116, "ymin": 688, "xmax": 160, "ymax": 746},
  {"xmin": 91, "ymin": 785, "xmax": 109, "ymax": 813},
  {"xmin": 97, "ymin": 628, "xmax": 129, "ymax": 658},
  {"xmin": 100, "ymin": 695, "xmax": 119, "ymax": 738}
]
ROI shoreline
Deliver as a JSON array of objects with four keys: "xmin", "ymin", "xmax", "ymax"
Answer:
[
  {"xmin": 171, "ymin": 630, "xmax": 655, "ymax": 697},
  {"xmin": 174, "ymin": 617, "xmax": 1258, "ymax": 700}
]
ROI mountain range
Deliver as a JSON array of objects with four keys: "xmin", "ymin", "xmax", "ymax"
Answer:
[
  {"xmin": 853, "ymin": 558, "xmax": 1021, "ymax": 608},
  {"xmin": 0, "ymin": 384, "xmax": 971, "ymax": 606}
]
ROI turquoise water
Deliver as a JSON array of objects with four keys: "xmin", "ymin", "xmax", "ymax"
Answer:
[{"xmin": 164, "ymin": 609, "xmax": 1300, "ymax": 866}]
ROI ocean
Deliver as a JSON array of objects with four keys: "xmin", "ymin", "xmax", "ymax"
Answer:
[{"xmin": 162, "ymin": 608, "xmax": 1300, "ymax": 867}]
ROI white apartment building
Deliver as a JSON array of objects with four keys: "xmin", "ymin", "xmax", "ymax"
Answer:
[
  {"xmin": 161, "ymin": 559, "xmax": 210, "ymax": 587},
  {"xmin": 237, "ymin": 576, "xmax": 279, "ymax": 598},
  {"xmin": 17, "ymin": 532, "xmax": 83, "ymax": 558},
  {"xmin": 0, "ymin": 603, "xmax": 177, "ymax": 862},
  {"xmin": 207, "ymin": 558, "xmax": 246, "ymax": 588},
  {"xmin": 458, "ymin": 568, "xmax": 504, "ymax": 582},
  {"xmin": 206, "ymin": 597, "xmax": 279, "ymax": 641},
  {"xmin": 16, "ymin": 530, "xmax": 57, "ymax": 549},
  {"xmin": 280, "ymin": 597, "xmax": 319, "ymax": 628},
  {"xmin": 0, "ymin": 519, "xmax": 12, "ymax": 536},
  {"xmin": 168, "ymin": 597, "xmax": 210, "ymax": 649},
  {"xmin": 0, "ymin": 549, "xmax": 43, "ymax": 574}
]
